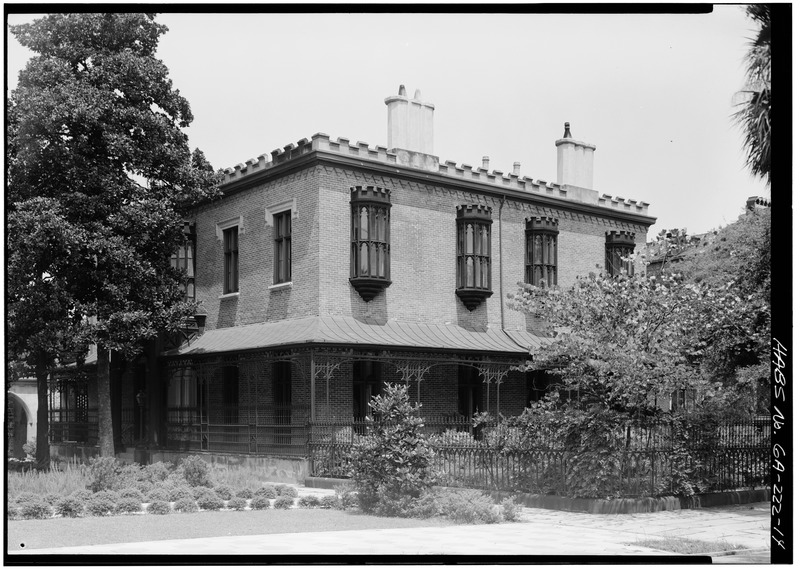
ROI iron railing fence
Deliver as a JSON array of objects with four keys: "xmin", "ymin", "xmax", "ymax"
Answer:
[
  {"xmin": 307, "ymin": 416, "xmax": 771, "ymax": 497},
  {"xmin": 49, "ymin": 408, "xmax": 98, "ymax": 445}
]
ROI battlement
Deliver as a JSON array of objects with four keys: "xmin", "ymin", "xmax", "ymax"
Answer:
[
  {"xmin": 606, "ymin": 230, "xmax": 637, "ymax": 245},
  {"xmin": 351, "ymin": 185, "xmax": 392, "ymax": 204},
  {"xmin": 220, "ymin": 134, "xmax": 650, "ymax": 216},
  {"xmin": 525, "ymin": 216, "xmax": 560, "ymax": 233},
  {"xmin": 456, "ymin": 204, "xmax": 493, "ymax": 220}
]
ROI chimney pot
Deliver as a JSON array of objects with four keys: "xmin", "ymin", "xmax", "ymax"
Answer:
[
  {"xmin": 513, "ymin": 162, "xmax": 521, "ymax": 176},
  {"xmin": 398, "ymin": 84, "xmax": 407, "ymax": 96},
  {"xmin": 414, "ymin": 88, "xmax": 422, "ymax": 99},
  {"xmin": 385, "ymin": 86, "xmax": 435, "ymax": 155},
  {"xmin": 482, "ymin": 156, "xmax": 490, "ymax": 169},
  {"xmin": 563, "ymin": 122, "xmax": 572, "ymax": 138}
]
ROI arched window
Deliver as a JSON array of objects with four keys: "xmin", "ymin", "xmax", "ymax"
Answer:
[
  {"xmin": 525, "ymin": 217, "xmax": 558, "ymax": 288},
  {"xmin": 455, "ymin": 205, "xmax": 492, "ymax": 310},
  {"xmin": 350, "ymin": 186, "xmax": 391, "ymax": 301}
]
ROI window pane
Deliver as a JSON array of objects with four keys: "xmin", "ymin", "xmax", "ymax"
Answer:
[
  {"xmin": 370, "ymin": 244, "xmax": 377, "ymax": 277},
  {"xmin": 481, "ymin": 227, "xmax": 488, "ymax": 255},
  {"xmin": 186, "ymin": 282, "xmax": 195, "ymax": 300},
  {"xmin": 378, "ymin": 245, "xmax": 385, "ymax": 277},
  {"xmin": 360, "ymin": 243, "xmax": 369, "ymax": 275},
  {"xmin": 466, "ymin": 225, "xmax": 474, "ymax": 254},
  {"xmin": 534, "ymin": 235, "xmax": 542, "ymax": 263},
  {"xmin": 526, "ymin": 234, "xmax": 532, "ymax": 264},
  {"xmin": 480, "ymin": 259, "xmax": 488, "ymax": 288},
  {"xmin": 170, "ymin": 252, "xmax": 178, "ymax": 270},
  {"xmin": 467, "ymin": 257, "xmax": 474, "ymax": 287},
  {"xmin": 186, "ymin": 245, "xmax": 194, "ymax": 277},
  {"xmin": 456, "ymin": 257, "xmax": 463, "ymax": 287},
  {"xmin": 371, "ymin": 209, "xmax": 379, "ymax": 240},
  {"xmin": 534, "ymin": 266, "xmax": 542, "ymax": 286},
  {"xmin": 360, "ymin": 207, "xmax": 369, "ymax": 240}
]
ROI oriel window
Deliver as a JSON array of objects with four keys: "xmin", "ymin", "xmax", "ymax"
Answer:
[
  {"xmin": 223, "ymin": 226, "xmax": 239, "ymax": 294},
  {"xmin": 525, "ymin": 217, "xmax": 558, "ymax": 288},
  {"xmin": 170, "ymin": 222, "xmax": 196, "ymax": 302},
  {"xmin": 349, "ymin": 186, "xmax": 392, "ymax": 302},
  {"xmin": 605, "ymin": 231, "xmax": 636, "ymax": 277},
  {"xmin": 455, "ymin": 205, "xmax": 493, "ymax": 310},
  {"xmin": 274, "ymin": 211, "xmax": 292, "ymax": 284}
]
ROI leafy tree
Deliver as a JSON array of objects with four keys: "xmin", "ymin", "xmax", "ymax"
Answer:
[
  {"xmin": 7, "ymin": 13, "xmax": 219, "ymax": 460},
  {"xmin": 733, "ymin": 4, "xmax": 771, "ymax": 183}
]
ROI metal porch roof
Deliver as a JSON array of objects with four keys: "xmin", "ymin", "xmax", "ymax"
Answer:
[{"xmin": 162, "ymin": 316, "xmax": 550, "ymax": 358}]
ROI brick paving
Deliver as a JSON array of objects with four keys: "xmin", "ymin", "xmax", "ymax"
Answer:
[{"xmin": 12, "ymin": 485, "xmax": 771, "ymax": 559}]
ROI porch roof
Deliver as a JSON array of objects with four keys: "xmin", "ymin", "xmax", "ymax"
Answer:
[{"xmin": 162, "ymin": 316, "xmax": 550, "ymax": 358}]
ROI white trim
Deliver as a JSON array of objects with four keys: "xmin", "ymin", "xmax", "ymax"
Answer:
[
  {"xmin": 268, "ymin": 281, "xmax": 293, "ymax": 291},
  {"xmin": 218, "ymin": 292, "xmax": 240, "ymax": 300},
  {"xmin": 265, "ymin": 198, "xmax": 297, "ymax": 226},
  {"xmin": 215, "ymin": 216, "xmax": 244, "ymax": 241}
]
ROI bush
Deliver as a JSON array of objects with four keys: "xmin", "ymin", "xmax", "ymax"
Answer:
[
  {"xmin": 86, "ymin": 497, "xmax": 116, "ymax": 517},
  {"xmin": 119, "ymin": 488, "xmax": 145, "ymax": 502},
  {"xmin": 214, "ymin": 485, "xmax": 234, "ymax": 500},
  {"xmin": 173, "ymin": 497, "xmax": 199, "ymax": 513},
  {"xmin": 147, "ymin": 500, "xmax": 171, "ymax": 515},
  {"xmin": 22, "ymin": 439, "xmax": 36, "ymax": 458},
  {"xmin": 275, "ymin": 484, "xmax": 298, "ymax": 498},
  {"xmin": 227, "ymin": 497, "xmax": 248, "ymax": 511},
  {"xmin": 334, "ymin": 483, "xmax": 359, "ymax": 511},
  {"xmin": 273, "ymin": 496, "xmax": 294, "ymax": 509},
  {"xmin": 501, "ymin": 498, "xmax": 522, "ymax": 522},
  {"xmin": 55, "ymin": 496, "xmax": 84, "ymax": 518},
  {"xmin": 255, "ymin": 485, "xmax": 277, "ymax": 499},
  {"xmin": 349, "ymin": 384, "xmax": 436, "ymax": 514},
  {"xmin": 180, "ymin": 455, "xmax": 212, "ymax": 488},
  {"xmin": 250, "ymin": 496, "xmax": 271, "ymax": 510},
  {"xmin": 134, "ymin": 480, "xmax": 154, "ymax": 495},
  {"xmin": 43, "ymin": 492, "xmax": 61, "ymax": 505},
  {"xmin": 168, "ymin": 486, "xmax": 194, "ymax": 502},
  {"xmin": 7, "ymin": 504, "xmax": 20, "ymax": 520},
  {"xmin": 19, "ymin": 500, "xmax": 52, "ymax": 519},
  {"xmin": 116, "ymin": 497, "xmax": 143, "ymax": 514},
  {"xmin": 235, "ymin": 488, "xmax": 254, "ymax": 499},
  {"xmin": 117, "ymin": 463, "xmax": 145, "ymax": 490},
  {"xmin": 145, "ymin": 462, "xmax": 173, "ymax": 484},
  {"xmin": 88, "ymin": 456, "xmax": 122, "ymax": 492},
  {"xmin": 196, "ymin": 492, "xmax": 224, "ymax": 511},
  {"xmin": 192, "ymin": 485, "xmax": 210, "ymax": 499},
  {"xmin": 69, "ymin": 489, "xmax": 93, "ymax": 502},
  {"xmin": 297, "ymin": 495, "xmax": 320, "ymax": 508},
  {"xmin": 13, "ymin": 492, "xmax": 40, "ymax": 505},
  {"xmin": 146, "ymin": 488, "xmax": 170, "ymax": 503},
  {"xmin": 436, "ymin": 489, "xmax": 501, "ymax": 524},
  {"xmin": 319, "ymin": 495, "xmax": 339, "ymax": 509},
  {"xmin": 93, "ymin": 490, "xmax": 120, "ymax": 504}
]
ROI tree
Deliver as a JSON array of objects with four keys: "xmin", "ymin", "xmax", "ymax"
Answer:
[
  {"xmin": 7, "ymin": 13, "xmax": 219, "ymax": 460},
  {"xmin": 733, "ymin": 4, "xmax": 771, "ymax": 183}
]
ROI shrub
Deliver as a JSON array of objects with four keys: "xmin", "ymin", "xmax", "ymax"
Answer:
[
  {"xmin": 173, "ymin": 497, "xmax": 199, "ymax": 513},
  {"xmin": 180, "ymin": 455, "xmax": 212, "ymax": 487},
  {"xmin": 146, "ymin": 488, "xmax": 170, "ymax": 503},
  {"xmin": 86, "ymin": 497, "xmax": 116, "ymax": 517},
  {"xmin": 298, "ymin": 495, "xmax": 320, "ymax": 508},
  {"xmin": 168, "ymin": 486, "xmax": 194, "ymax": 502},
  {"xmin": 88, "ymin": 456, "xmax": 122, "ymax": 492},
  {"xmin": 117, "ymin": 463, "xmax": 145, "ymax": 490},
  {"xmin": 276, "ymin": 484, "xmax": 298, "ymax": 498},
  {"xmin": 255, "ymin": 485, "xmax": 277, "ymax": 499},
  {"xmin": 436, "ymin": 489, "xmax": 501, "ymax": 524},
  {"xmin": 192, "ymin": 485, "xmax": 210, "ymax": 499},
  {"xmin": 119, "ymin": 488, "xmax": 145, "ymax": 502},
  {"xmin": 145, "ymin": 462, "xmax": 173, "ymax": 484},
  {"xmin": 334, "ymin": 483, "xmax": 359, "ymax": 511},
  {"xmin": 235, "ymin": 488, "xmax": 254, "ymax": 499},
  {"xmin": 318, "ymin": 495, "xmax": 339, "ymax": 509},
  {"xmin": 214, "ymin": 485, "xmax": 234, "ymax": 500},
  {"xmin": 116, "ymin": 497, "xmax": 143, "ymax": 514},
  {"xmin": 196, "ymin": 492, "xmax": 224, "ymax": 511},
  {"xmin": 501, "ymin": 498, "xmax": 522, "ymax": 522},
  {"xmin": 22, "ymin": 439, "xmax": 36, "ymax": 458},
  {"xmin": 147, "ymin": 500, "xmax": 171, "ymax": 515},
  {"xmin": 7, "ymin": 504, "xmax": 20, "ymax": 520},
  {"xmin": 227, "ymin": 497, "xmax": 248, "ymax": 510},
  {"xmin": 43, "ymin": 492, "xmax": 61, "ymax": 505},
  {"xmin": 273, "ymin": 496, "xmax": 294, "ymax": 509},
  {"xmin": 93, "ymin": 490, "xmax": 120, "ymax": 504},
  {"xmin": 19, "ymin": 500, "xmax": 52, "ymax": 519},
  {"xmin": 134, "ymin": 480, "xmax": 154, "ymax": 495},
  {"xmin": 250, "ymin": 496, "xmax": 271, "ymax": 510},
  {"xmin": 349, "ymin": 384, "xmax": 436, "ymax": 514},
  {"xmin": 69, "ymin": 489, "xmax": 93, "ymax": 502},
  {"xmin": 13, "ymin": 492, "xmax": 40, "ymax": 505},
  {"xmin": 55, "ymin": 496, "xmax": 84, "ymax": 518}
]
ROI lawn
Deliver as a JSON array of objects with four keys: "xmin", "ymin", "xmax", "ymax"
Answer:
[{"xmin": 8, "ymin": 509, "xmax": 454, "ymax": 551}]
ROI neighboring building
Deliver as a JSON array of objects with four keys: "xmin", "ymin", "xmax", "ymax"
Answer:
[{"xmin": 46, "ymin": 86, "xmax": 655, "ymax": 469}]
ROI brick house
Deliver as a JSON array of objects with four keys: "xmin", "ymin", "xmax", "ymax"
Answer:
[{"xmin": 48, "ymin": 86, "xmax": 655, "ymax": 468}]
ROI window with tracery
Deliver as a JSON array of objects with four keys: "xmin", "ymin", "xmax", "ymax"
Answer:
[
  {"xmin": 350, "ymin": 186, "xmax": 391, "ymax": 301},
  {"xmin": 171, "ymin": 222, "xmax": 196, "ymax": 301},
  {"xmin": 525, "ymin": 217, "xmax": 558, "ymax": 287},
  {"xmin": 606, "ymin": 230, "xmax": 636, "ymax": 277},
  {"xmin": 455, "ymin": 205, "xmax": 493, "ymax": 310}
]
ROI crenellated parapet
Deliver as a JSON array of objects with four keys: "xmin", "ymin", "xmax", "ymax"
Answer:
[
  {"xmin": 605, "ymin": 230, "xmax": 637, "ymax": 245},
  {"xmin": 456, "ymin": 203, "xmax": 493, "ymax": 221},
  {"xmin": 525, "ymin": 216, "xmax": 559, "ymax": 234},
  {"xmin": 219, "ymin": 134, "xmax": 650, "ymax": 216}
]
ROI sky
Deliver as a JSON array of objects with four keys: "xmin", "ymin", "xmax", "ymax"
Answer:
[{"xmin": 6, "ymin": 7, "xmax": 770, "ymax": 237}]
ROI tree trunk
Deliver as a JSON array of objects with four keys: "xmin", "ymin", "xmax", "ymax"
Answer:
[
  {"xmin": 96, "ymin": 346, "xmax": 115, "ymax": 456},
  {"xmin": 34, "ymin": 356, "xmax": 51, "ymax": 470}
]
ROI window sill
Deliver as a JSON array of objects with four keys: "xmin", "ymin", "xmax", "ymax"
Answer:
[
  {"xmin": 269, "ymin": 281, "xmax": 292, "ymax": 291},
  {"xmin": 218, "ymin": 292, "xmax": 240, "ymax": 300}
]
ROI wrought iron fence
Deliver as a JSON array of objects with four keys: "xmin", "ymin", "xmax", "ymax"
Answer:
[
  {"xmin": 307, "ymin": 416, "xmax": 771, "ymax": 497},
  {"xmin": 49, "ymin": 408, "xmax": 98, "ymax": 445}
]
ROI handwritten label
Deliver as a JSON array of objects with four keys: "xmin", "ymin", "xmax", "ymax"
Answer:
[{"xmin": 771, "ymin": 338, "xmax": 788, "ymax": 555}]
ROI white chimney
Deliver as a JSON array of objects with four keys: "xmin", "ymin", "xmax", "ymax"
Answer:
[
  {"xmin": 385, "ymin": 85, "xmax": 435, "ymax": 155},
  {"xmin": 555, "ymin": 122, "xmax": 596, "ymax": 190}
]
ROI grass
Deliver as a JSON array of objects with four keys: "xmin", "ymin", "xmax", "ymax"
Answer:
[
  {"xmin": 8, "ymin": 509, "xmax": 453, "ymax": 551},
  {"xmin": 629, "ymin": 536, "xmax": 747, "ymax": 554},
  {"xmin": 7, "ymin": 460, "xmax": 90, "ymax": 498}
]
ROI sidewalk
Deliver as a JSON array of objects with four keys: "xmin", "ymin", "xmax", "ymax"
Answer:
[{"xmin": 14, "ymin": 498, "xmax": 770, "ymax": 558}]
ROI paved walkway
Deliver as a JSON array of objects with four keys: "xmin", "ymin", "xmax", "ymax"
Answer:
[{"xmin": 13, "ymin": 486, "xmax": 771, "ymax": 559}]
